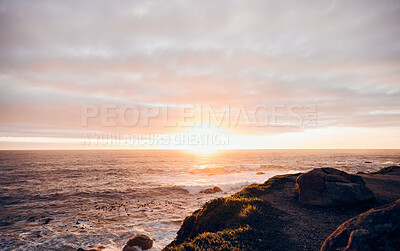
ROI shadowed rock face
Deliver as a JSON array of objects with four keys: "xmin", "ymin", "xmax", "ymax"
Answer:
[
  {"xmin": 297, "ymin": 168, "xmax": 374, "ymax": 207},
  {"xmin": 321, "ymin": 199, "xmax": 400, "ymax": 251}
]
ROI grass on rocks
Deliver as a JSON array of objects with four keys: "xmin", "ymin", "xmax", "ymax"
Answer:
[
  {"xmin": 164, "ymin": 175, "xmax": 298, "ymax": 251},
  {"xmin": 233, "ymin": 174, "xmax": 299, "ymax": 199}
]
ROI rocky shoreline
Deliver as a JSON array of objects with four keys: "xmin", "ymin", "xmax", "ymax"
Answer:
[{"xmin": 162, "ymin": 166, "xmax": 400, "ymax": 251}]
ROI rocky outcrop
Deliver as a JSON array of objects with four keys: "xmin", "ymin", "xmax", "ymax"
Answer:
[
  {"xmin": 371, "ymin": 165, "xmax": 400, "ymax": 175},
  {"xmin": 201, "ymin": 186, "xmax": 222, "ymax": 194},
  {"xmin": 165, "ymin": 166, "xmax": 400, "ymax": 251},
  {"xmin": 296, "ymin": 168, "xmax": 374, "ymax": 207},
  {"xmin": 165, "ymin": 196, "xmax": 291, "ymax": 251},
  {"xmin": 321, "ymin": 199, "xmax": 400, "ymax": 251},
  {"xmin": 123, "ymin": 234, "xmax": 153, "ymax": 251}
]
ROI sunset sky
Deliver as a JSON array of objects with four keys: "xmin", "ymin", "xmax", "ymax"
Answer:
[{"xmin": 0, "ymin": 0, "xmax": 400, "ymax": 150}]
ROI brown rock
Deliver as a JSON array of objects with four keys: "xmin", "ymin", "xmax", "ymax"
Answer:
[
  {"xmin": 212, "ymin": 186, "xmax": 222, "ymax": 193},
  {"xmin": 122, "ymin": 245, "xmax": 137, "ymax": 251},
  {"xmin": 297, "ymin": 168, "xmax": 325, "ymax": 192},
  {"xmin": 202, "ymin": 189, "xmax": 213, "ymax": 194},
  {"xmin": 325, "ymin": 174, "xmax": 350, "ymax": 183},
  {"xmin": 123, "ymin": 234, "xmax": 153, "ymax": 250},
  {"xmin": 256, "ymin": 172, "xmax": 265, "ymax": 175},
  {"xmin": 296, "ymin": 168, "xmax": 374, "ymax": 207},
  {"xmin": 321, "ymin": 199, "xmax": 400, "ymax": 251},
  {"xmin": 201, "ymin": 186, "xmax": 222, "ymax": 194}
]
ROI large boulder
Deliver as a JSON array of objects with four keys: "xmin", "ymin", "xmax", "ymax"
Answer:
[
  {"xmin": 123, "ymin": 234, "xmax": 153, "ymax": 251},
  {"xmin": 321, "ymin": 199, "xmax": 400, "ymax": 251},
  {"xmin": 296, "ymin": 168, "xmax": 374, "ymax": 207}
]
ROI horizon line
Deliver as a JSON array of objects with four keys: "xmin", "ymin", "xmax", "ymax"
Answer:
[{"xmin": 1, "ymin": 148, "xmax": 400, "ymax": 151}]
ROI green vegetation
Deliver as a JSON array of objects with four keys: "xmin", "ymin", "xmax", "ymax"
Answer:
[
  {"xmin": 164, "ymin": 175, "xmax": 299, "ymax": 251},
  {"xmin": 165, "ymin": 226, "xmax": 269, "ymax": 251},
  {"xmin": 234, "ymin": 173, "xmax": 299, "ymax": 199}
]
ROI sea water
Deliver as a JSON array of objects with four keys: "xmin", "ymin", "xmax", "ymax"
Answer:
[{"xmin": 1, "ymin": 149, "xmax": 399, "ymax": 250}]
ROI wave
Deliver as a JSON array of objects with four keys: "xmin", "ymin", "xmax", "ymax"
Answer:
[
  {"xmin": 176, "ymin": 180, "xmax": 267, "ymax": 195},
  {"xmin": 187, "ymin": 164, "xmax": 288, "ymax": 176}
]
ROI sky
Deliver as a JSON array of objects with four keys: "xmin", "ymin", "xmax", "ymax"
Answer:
[{"xmin": 0, "ymin": 0, "xmax": 400, "ymax": 150}]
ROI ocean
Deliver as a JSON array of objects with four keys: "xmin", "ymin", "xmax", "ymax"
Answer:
[{"xmin": 1, "ymin": 149, "xmax": 399, "ymax": 250}]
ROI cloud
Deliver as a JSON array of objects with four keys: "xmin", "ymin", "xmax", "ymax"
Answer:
[{"xmin": 0, "ymin": 0, "xmax": 399, "ymax": 147}]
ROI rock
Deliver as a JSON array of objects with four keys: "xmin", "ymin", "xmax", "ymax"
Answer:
[
  {"xmin": 212, "ymin": 186, "xmax": 222, "ymax": 192},
  {"xmin": 321, "ymin": 199, "xmax": 400, "ymax": 251},
  {"xmin": 201, "ymin": 186, "xmax": 222, "ymax": 194},
  {"xmin": 371, "ymin": 166, "xmax": 400, "ymax": 175},
  {"xmin": 296, "ymin": 168, "xmax": 374, "ymax": 207},
  {"xmin": 256, "ymin": 172, "xmax": 265, "ymax": 175},
  {"xmin": 202, "ymin": 188, "xmax": 214, "ymax": 194},
  {"xmin": 43, "ymin": 218, "xmax": 52, "ymax": 225},
  {"xmin": 122, "ymin": 245, "xmax": 138, "ymax": 251},
  {"xmin": 365, "ymin": 161, "xmax": 372, "ymax": 163},
  {"xmin": 123, "ymin": 234, "xmax": 153, "ymax": 250}
]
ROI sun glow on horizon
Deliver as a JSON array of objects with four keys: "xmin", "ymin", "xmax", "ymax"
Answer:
[
  {"xmin": 185, "ymin": 148, "xmax": 220, "ymax": 155},
  {"xmin": 176, "ymin": 124, "xmax": 230, "ymax": 155}
]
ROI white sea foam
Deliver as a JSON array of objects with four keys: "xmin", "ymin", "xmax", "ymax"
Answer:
[
  {"xmin": 175, "ymin": 172, "xmax": 280, "ymax": 195},
  {"xmin": 177, "ymin": 181, "xmax": 250, "ymax": 195}
]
